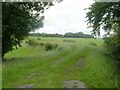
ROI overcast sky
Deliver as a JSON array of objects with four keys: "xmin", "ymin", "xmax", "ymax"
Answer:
[{"xmin": 35, "ymin": 0, "xmax": 105, "ymax": 36}]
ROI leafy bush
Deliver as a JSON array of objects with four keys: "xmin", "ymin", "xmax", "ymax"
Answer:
[
  {"xmin": 63, "ymin": 39, "xmax": 74, "ymax": 43},
  {"xmin": 26, "ymin": 39, "xmax": 38, "ymax": 46},
  {"xmin": 104, "ymin": 36, "xmax": 120, "ymax": 64},
  {"xmin": 44, "ymin": 43, "xmax": 58, "ymax": 51},
  {"xmin": 37, "ymin": 38, "xmax": 41, "ymax": 40},
  {"xmin": 39, "ymin": 42, "xmax": 44, "ymax": 46}
]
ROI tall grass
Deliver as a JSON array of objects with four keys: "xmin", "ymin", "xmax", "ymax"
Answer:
[
  {"xmin": 2, "ymin": 37, "xmax": 119, "ymax": 88},
  {"xmin": 79, "ymin": 47, "xmax": 119, "ymax": 88}
]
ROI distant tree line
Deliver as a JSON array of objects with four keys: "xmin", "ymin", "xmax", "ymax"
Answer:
[
  {"xmin": 29, "ymin": 32, "xmax": 94, "ymax": 38},
  {"xmin": 29, "ymin": 33, "xmax": 63, "ymax": 37},
  {"xmin": 64, "ymin": 32, "xmax": 93, "ymax": 38}
]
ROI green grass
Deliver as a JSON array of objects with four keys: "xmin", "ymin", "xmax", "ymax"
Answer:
[{"xmin": 2, "ymin": 37, "xmax": 119, "ymax": 88}]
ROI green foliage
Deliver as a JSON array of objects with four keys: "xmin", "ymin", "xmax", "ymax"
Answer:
[
  {"xmin": 64, "ymin": 32, "xmax": 93, "ymax": 38},
  {"xmin": 3, "ymin": 37, "xmax": 119, "ymax": 88},
  {"xmin": 29, "ymin": 32, "xmax": 93, "ymax": 38},
  {"xmin": 39, "ymin": 42, "xmax": 44, "ymax": 46},
  {"xmin": 63, "ymin": 39, "xmax": 74, "ymax": 43},
  {"xmin": 104, "ymin": 35, "xmax": 120, "ymax": 60},
  {"xmin": 86, "ymin": 2, "xmax": 120, "ymax": 36},
  {"xmin": 86, "ymin": 2, "xmax": 120, "ymax": 65},
  {"xmin": 26, "ymin": 39, "xmax": 38, "ymax": 46},
  {"xmin": 57, "ymin": 46, "xmax": 64, "ymax": 51},
  {"xmin": 29, "ymin": 33, "xmax": 63, "ymax": 37},
  {"xmin": 44, "ymin": 43, "xmax": 58, "ymax": 51},
  {"xmin": 26, "ymin": 39, "xmax": 58, "ymax": 50},
  {"xmin": 2, "ymin": 2, "xmax": 53, "ymax": 58},
  {"xmin": 37, "ymin": 38, "xmax": 41, "ymax": 40}
]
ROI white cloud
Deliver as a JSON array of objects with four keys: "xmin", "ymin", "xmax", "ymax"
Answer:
[{"xmin": 36, "ymin": 0, "xmax": 96, "ymax": 35}]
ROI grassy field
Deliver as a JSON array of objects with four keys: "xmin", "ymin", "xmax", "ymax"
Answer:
[{"xmin": 2, "ymin": 37, "xmax": 119, "ymax": 88}]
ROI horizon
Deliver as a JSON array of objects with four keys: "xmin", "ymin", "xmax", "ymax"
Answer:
[
  {"xmin": 31, "ymin": 0, "xmax": 106, "ymax": 37},
  {"xmin": 30, "ymin": 31, "xmax": 93, "ymax": 35}
]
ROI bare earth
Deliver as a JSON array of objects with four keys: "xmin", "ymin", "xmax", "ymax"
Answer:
[{"xmin": 63, "ymin": 80, "xmax": 89, "ymax": 88}]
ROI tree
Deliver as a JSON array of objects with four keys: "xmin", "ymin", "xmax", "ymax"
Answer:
[
  {"xmin": 64, "ymin": 32, "xmax": 93, "ymax": 38},
  {"xmin": 86, "ymin": 2, "xmax": 120, "ymax": 64},
  {"xmin": 2, "ymin": 2, "xmax": 53, "ymax": 58}
]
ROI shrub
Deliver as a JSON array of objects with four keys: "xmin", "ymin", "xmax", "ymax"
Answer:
[
  {"xmin": 63, "ymin": 39, "xmax": 74, "ymax": 43},
  {"xmin": 37, "ymin": 38, "xmax": 41, "ymax": 40},
  {"xmin": 54, "ymin": 44, "xmax": 58, "ymax": 48},
  {"xmin": 44, "ymin": 43, "xmax": 58, "ymax": 51},
  {"xmin": 104, "ymin": 36, "xmax": 120, "ymax": 61},
  {"xmin": 26, "ymin": 39, "xmax": 38, "ymax": 46},
  {"xmin": 39, "ymin": 42, "xmax": 44, "ymax": 46}
]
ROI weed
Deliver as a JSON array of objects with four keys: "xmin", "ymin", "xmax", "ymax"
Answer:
[
  {"xmin": 57, "ymin": 46, "xmax": 64, "ymax": 51},
  {"xmin": 63, "ymin": 39, "xmax": 74, "ymax": 43},
  {"xmin": 44, "ymin": 43, "xmax": 58, "ymax": 51},
  {"xmin": 37, "ymin": 38, "xmax": 41, "ymax": 40},
  {"xmin": 39, "ymin": 42, "xmax": 44, "ymax": 46},
  {"xmin": 26, "ymin": 39, "xmax": 38, "ymax": 46},
  {"xmin": 3, "ymin": 37, "xmax": 119, "ymax": 88}
]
